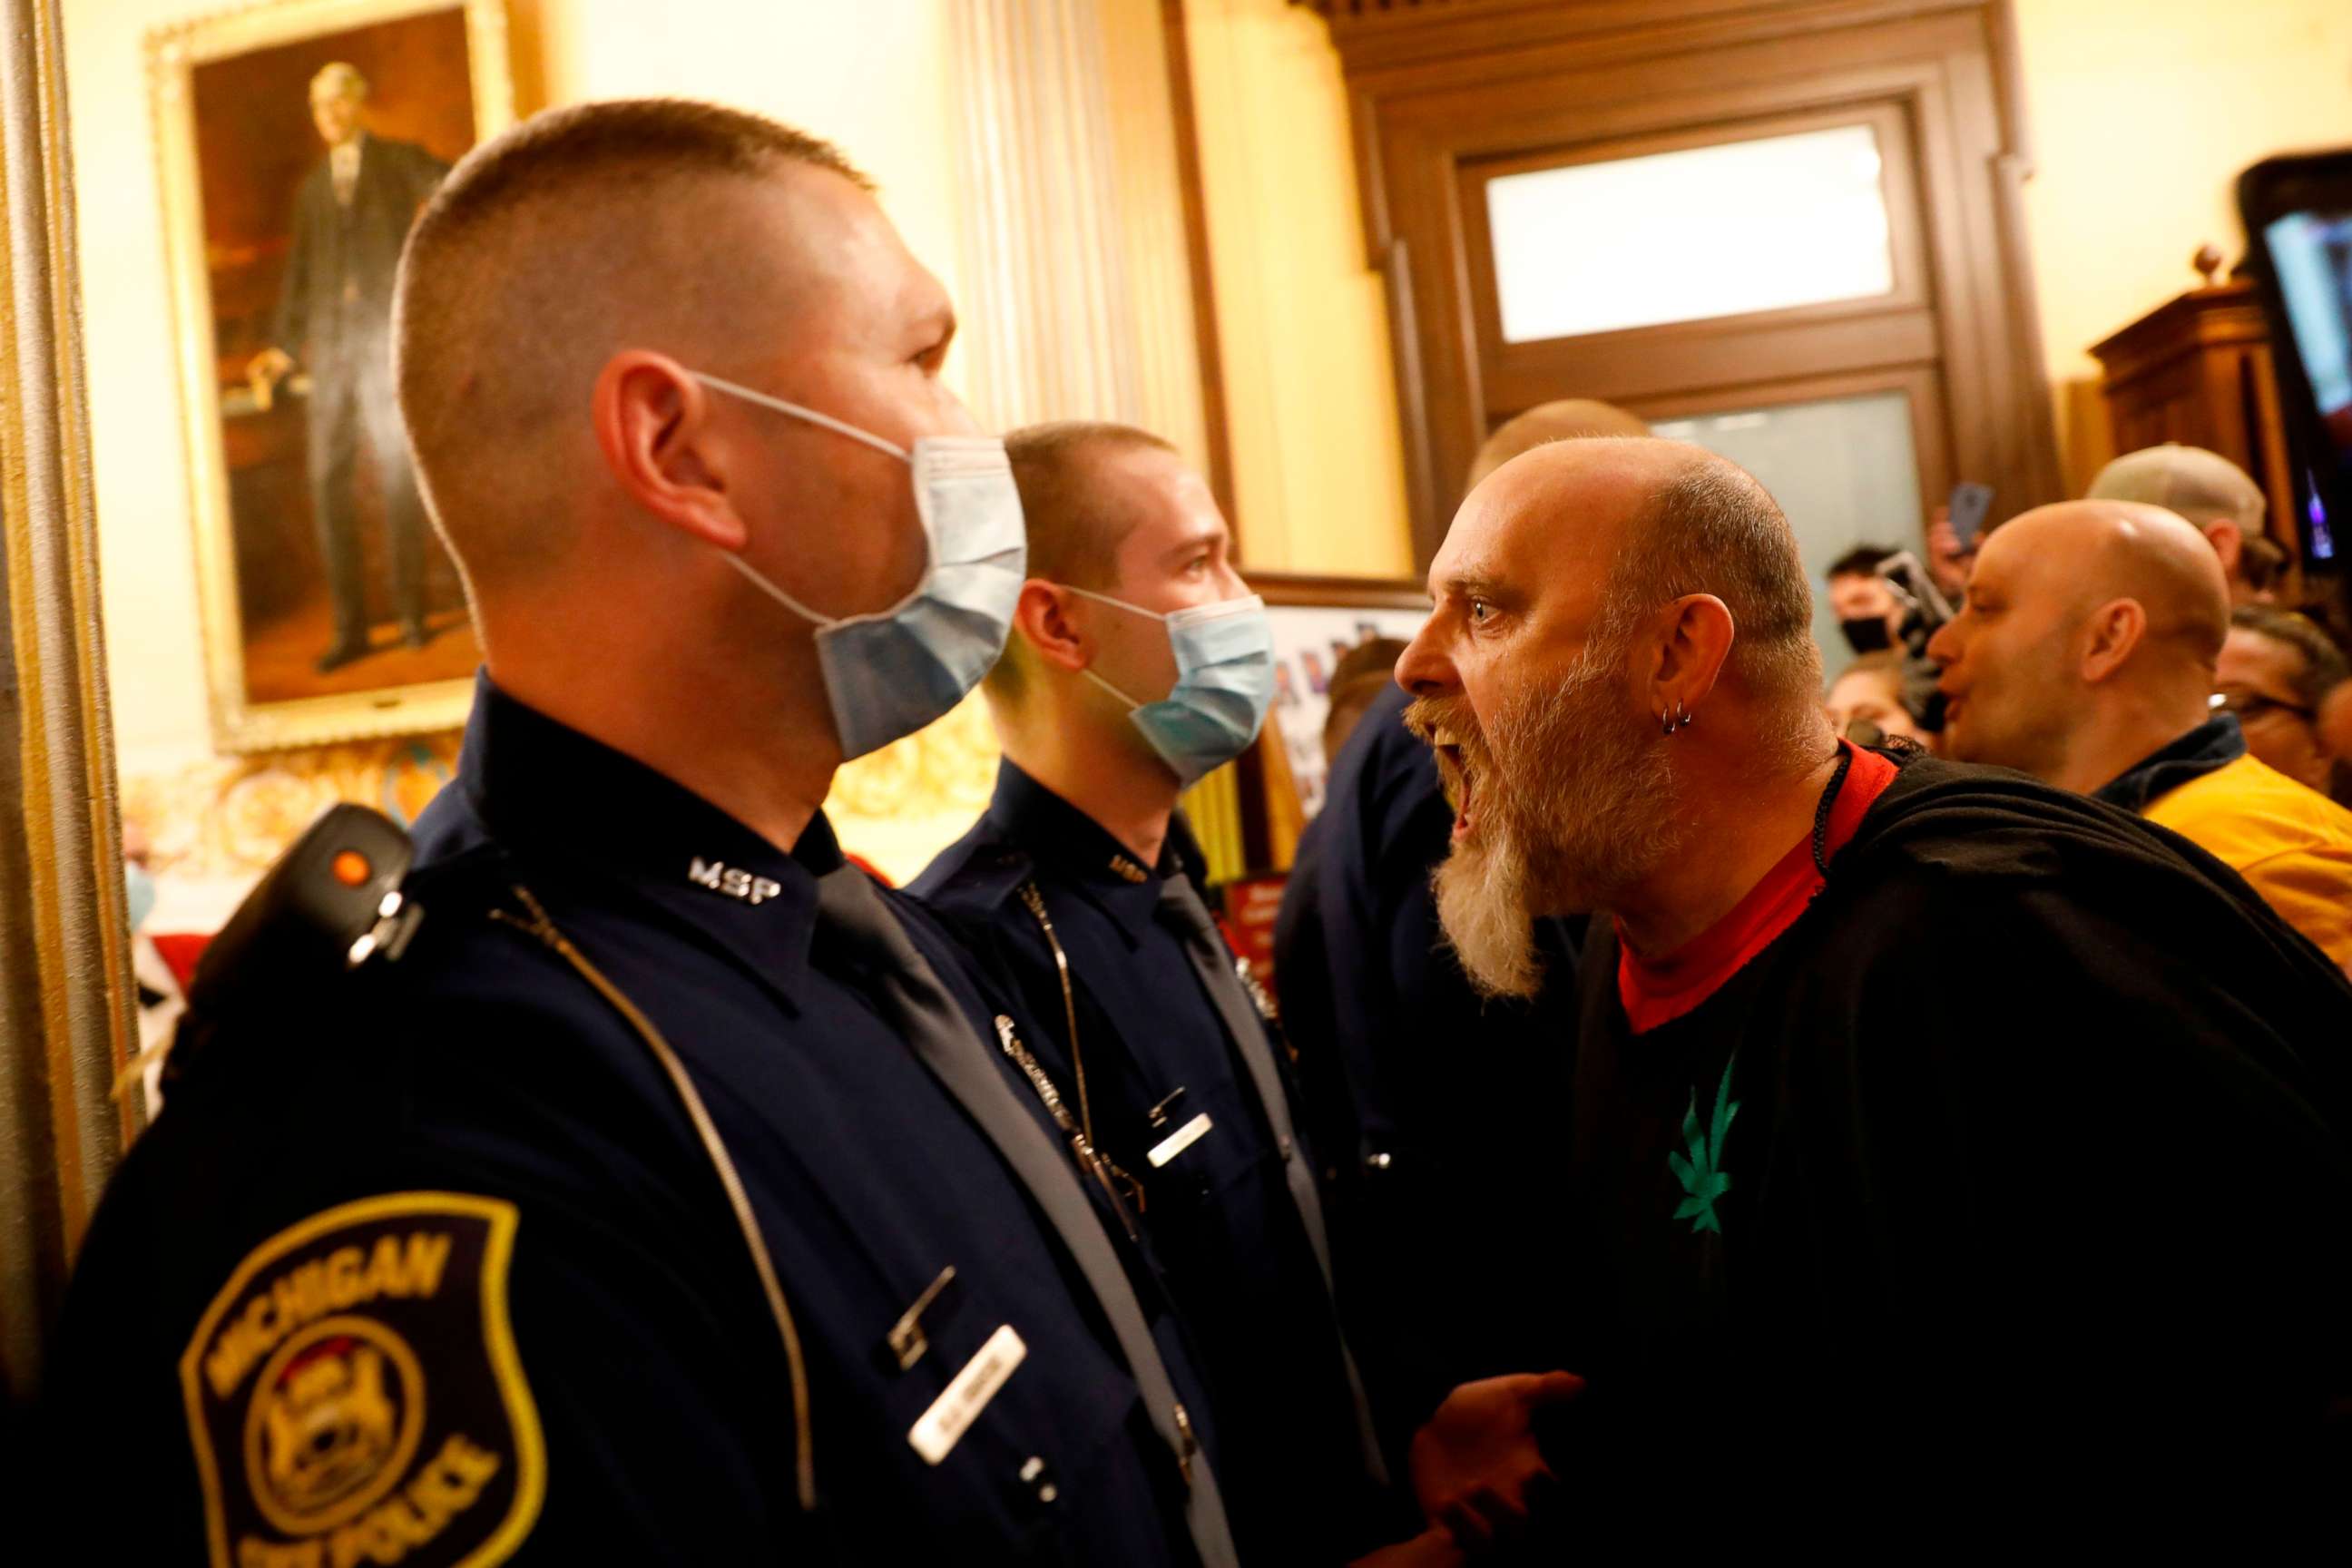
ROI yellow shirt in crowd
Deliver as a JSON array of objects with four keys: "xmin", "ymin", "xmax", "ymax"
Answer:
[{"xmin": 2142, "ymin": 751, "xmax": 2352, "ymax": 974}]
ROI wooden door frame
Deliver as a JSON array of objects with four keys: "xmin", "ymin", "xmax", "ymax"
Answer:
[
  {"xmin": 1295, "ymin": 0, "xmax": 2061, "ymax": 566},
  {"xmin": 1455, "ymin": 100, "xmax": 1935, "ymax": 402}
]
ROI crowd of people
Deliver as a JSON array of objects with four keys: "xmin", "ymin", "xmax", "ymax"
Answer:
[
  {"xmin": 38, "ymin": 99, "xmax": 2352, "ymax": 1564},
  {"xmin": 1812, "ymin": 441, "xmax": 2352, "ymax": 974}
]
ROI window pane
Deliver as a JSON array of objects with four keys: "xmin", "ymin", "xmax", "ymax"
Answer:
[
  {"xmin": 1485, "ymin": 124, "xmax": 1896, "ymax": 342},
  {"xmin": 1650, "ymin": 391, "xmax": 1922, "ymax": 661}
]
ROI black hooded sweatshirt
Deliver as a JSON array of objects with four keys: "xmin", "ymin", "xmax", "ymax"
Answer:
[{"xmin": 1553, "ymin": 748, "xmax": 2351, "ymax": 1526}]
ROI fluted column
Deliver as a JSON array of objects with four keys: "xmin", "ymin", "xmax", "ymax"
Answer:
[{"xmin": 949, "ymin": 0, "xmax": 1210, "ymax": 463}]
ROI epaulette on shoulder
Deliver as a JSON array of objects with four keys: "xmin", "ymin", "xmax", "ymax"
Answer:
[
  {"xmin": 165, "ymin": 805, "xmax": 426, "ymax": 1083},
  {"xmin": 964, "ymin": 847, "xmax": 1038, "ymax": 913},
  {"xmin": 909, "ymin": 838, "xmax": 1033, "ymax": 915}
]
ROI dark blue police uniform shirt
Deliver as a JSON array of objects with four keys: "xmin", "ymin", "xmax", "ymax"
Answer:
[
  {"xmin": 47, "ymin": 677, "xmax": 1217, "ymax": 1568},
  {"xmin": 913, "ymin": 760, "xmax": 1396, "ymax": 1564},
  {"xmin": 1275, "ymin": 681, "xmax": 1583, "ymax": 1453}
]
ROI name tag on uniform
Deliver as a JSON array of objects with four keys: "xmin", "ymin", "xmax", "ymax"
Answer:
[
  {"xmin": 908, "ymin": 1324, "xmax": 1026, "ymax": 1465},
  {"xmin": 1146, "ymin": 1112, "xmax": 1214, "ymax": 1168}
]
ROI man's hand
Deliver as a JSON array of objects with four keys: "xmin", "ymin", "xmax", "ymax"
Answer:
[
  {"xmin": 1926, "ymin": 504, "xmax": 1972, "ymax": 603},
  {"xmin": 246, "ymin": 346, "xmax": 295, "ymax": 410},
  {"xmin": 1410, "ymin": 1371, "xmax": 1583, "ymax": 1551},
  {"xmin": 1350, "ymin": 1526, "xmax": 1469, "ymax": 1567}
]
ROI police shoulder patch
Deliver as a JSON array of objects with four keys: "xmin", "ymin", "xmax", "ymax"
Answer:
[{"xmin": 179, "ymin": 1192, "xmax": 544, "ymax": 1568}]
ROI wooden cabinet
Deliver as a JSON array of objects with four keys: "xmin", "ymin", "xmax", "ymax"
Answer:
[{"xmin": 2090, "ymin": 270, "xmax": 2300, "ymax": 564}]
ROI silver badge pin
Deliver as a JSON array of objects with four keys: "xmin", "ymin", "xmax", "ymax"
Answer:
[{"xmin": 689, "ymin": 857, "xmax": 783, "ymax": 906}]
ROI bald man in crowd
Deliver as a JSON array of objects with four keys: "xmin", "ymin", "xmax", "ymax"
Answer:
[
  {"xmin": 1464, "ymin": 397, "xmax": 1654, "ymax": 489},
  {"xmin": 1396, "ymin": 437, "xmax": 2352, "ymax": 1534},
  {"xmin": 1930, "ymin": 499, "xmax": 2352, "ymax": 971},
  {"xmin": 2088, "ymin": 442, "xmax": 2272, "ymax": 607}
]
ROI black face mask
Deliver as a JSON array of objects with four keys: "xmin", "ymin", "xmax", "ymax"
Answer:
[{"xmin": 1840, "ymin": 616, "xmax": 1893, "ymax": 654}]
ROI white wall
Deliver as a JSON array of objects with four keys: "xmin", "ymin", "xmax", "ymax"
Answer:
[{"xmin": 68, "ymin": 0, "xmax": 217, "ymax": 775}]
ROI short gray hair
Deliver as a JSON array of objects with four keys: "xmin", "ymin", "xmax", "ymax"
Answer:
[{"xmin": 1592, "ymin": 452, "xmax": 1824, "ymax": 751}]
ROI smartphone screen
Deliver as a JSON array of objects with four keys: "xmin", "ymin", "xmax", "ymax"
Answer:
[
  {"xmin": 1947, "ymin": 482, "xmax": 1994, "ymax": 553},
  {"xmin": 2241, "ymin": 152, "xmax": 2352, "ymax": 562}
]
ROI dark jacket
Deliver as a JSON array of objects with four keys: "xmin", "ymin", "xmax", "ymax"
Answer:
[
  {"xmin": 1561, "ymin": 749, "xmax": 2352, "ymax": 1529},
  {"xmin": 914, "ymin": 760, "xmax": 1395, "ymax": 1564},
  {"xmin": 46, "ymin": 679, "xmax": 1227, "ymax": 1566},
  {"xmin": 1274, "ymin": 681, "xmax": 1583, "ymax": 1454},
  {"xmin": 270, "ymin": 134, "xmax": 448, "ymax": 396}
]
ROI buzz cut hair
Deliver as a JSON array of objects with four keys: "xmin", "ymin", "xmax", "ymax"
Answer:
[
  {"xmin": 986, "ymin": 420, "xmax": 1182, "ymax": 707},
  {"xmin": 392, "ymin": 98, "xmax": 870, "ymax": 597},
  {"xmin": 1004, "ymin": 421, "xmax": 1180, "ymax": 589},
  {"xmin": 1598, "ymin": 446, "xmax": 1824, "ymax": 736}
]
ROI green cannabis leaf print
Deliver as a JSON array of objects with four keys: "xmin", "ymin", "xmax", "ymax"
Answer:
[{"xmin": 1668, "ymin": 1055, "xmax": 1740, "ymax": 1235}]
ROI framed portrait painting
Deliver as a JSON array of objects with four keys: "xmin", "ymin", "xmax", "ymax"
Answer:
[
  {"xmin": 149, "ymin": 0, "xmax": 513, "ymax": 750},
  {"xmin": 1253, "ymin": 571, "xmax": 1430, "ymax": 823},
  {"xmin": 1205, "ymin": 572, "xmax": 1429, "ymax": 879}
]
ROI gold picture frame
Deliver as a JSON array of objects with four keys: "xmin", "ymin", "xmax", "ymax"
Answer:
[
  {"xmin": 1206, "ymin": 572, "xmax": 1430, "ymax": 876},
  {"xmin": 148, "ymin": 0, "xmax": 512, "ymax": 751}
]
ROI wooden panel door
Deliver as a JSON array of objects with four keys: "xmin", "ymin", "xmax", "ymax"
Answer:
[{"xmin": 1299, "ymin": 0, "xmax": 2061, "ymax": 566}]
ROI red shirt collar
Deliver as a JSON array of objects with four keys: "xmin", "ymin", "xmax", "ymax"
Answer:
[{"xmin": 1615, "ymin": 742, "xmax": 1898, "ymax": 1035}]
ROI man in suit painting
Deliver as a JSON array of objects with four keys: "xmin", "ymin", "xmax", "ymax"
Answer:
[{"xmin": 249, "ymin": 62, "xmax": 450, "ymax": 672}]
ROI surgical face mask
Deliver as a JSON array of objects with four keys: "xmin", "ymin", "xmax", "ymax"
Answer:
[
  {"xmin": 1840, "ymin": 615, "xmax": 1893, "ymax": 655},
  {"xmin": 693, "ymin": 372, "xmax": 1026, "ymax": 760},
  {"xmin": 1067, "ymin": 587, "xmax": 1276, "ymax": 784},
  {"xmin": 126, "ymin": 861, "xmax": 157, "ymax": 934}
]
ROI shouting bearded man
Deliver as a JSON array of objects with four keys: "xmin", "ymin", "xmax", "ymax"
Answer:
[{"xmin": 1396, "ymin": 438, "xmax": 2352, "ymax": 1534}]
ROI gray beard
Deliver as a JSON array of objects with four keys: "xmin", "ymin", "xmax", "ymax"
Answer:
[
  {"xmin": 1431, "ymin": 651, "xmax": 1684, "ymax": 1000},
  {"xmin": 1432, "ymin": 828, "xmax": 1545, "ymax": 1000}
]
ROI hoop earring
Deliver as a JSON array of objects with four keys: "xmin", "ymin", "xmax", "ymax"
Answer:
[{"xmin": 1660, "ymin": 700, "xmax": 1693, "ymax": 736}]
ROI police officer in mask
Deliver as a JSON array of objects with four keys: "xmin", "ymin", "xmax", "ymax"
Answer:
[
  {"xmin": 48, "ymin": 103, "xmax": 1240, "ymax": 1566},
  {"xmin": 914, "ymin": 423, "xmax": 1571, "ymax": 1564}
]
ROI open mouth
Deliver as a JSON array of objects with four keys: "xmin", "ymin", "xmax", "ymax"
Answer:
[{"xmin": 1434, "ymin": 737, "xmax": 1477, "ymax": 840}]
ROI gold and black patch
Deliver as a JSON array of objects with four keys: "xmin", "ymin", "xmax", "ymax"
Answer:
[{"xmin": 179, "ymin": 1193, "xmax": 544, "ymax": 1568}]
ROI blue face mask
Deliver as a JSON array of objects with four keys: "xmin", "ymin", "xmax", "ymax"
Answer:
[
  {"xmin": 695, "ymin": 372, "xmax": 1026, "ymax": 761},
  {"xmin": 126, "ymin": 861, "xmax": 158, "ymax": 934},
  {"xmin": 1067, "ymin": 588, "xmax": 1277, "ymax": 784}
]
